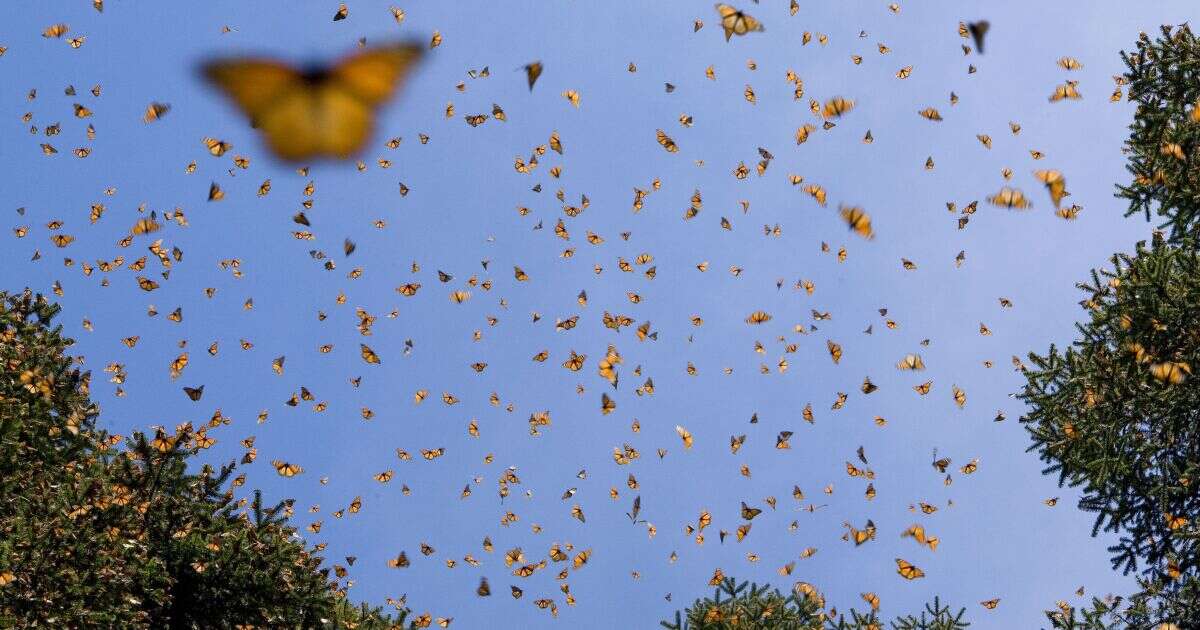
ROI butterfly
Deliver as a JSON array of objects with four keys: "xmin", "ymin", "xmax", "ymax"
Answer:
[
  {"xmin": 897, "ymin": 354, "xmax": 925, "ymax": 370},
  {"xmin": 524, "ymin": 61, "xmax": 544, "ymax": 90},
  {"xmin": 839, "ymin": 206, "xmax": 874, "ymax": 239},
  {"xmin": 967, "ymin": 20, "xmax": 990, "ymax": 53},
  {"xmin": 272, "ymin": 460, "xmax": 302, "ymax": 477},
  {"xmin": 202, "ymin": 43, "xmax": 422, "ymax": 161},
  {"xmin": 1049, "ymin": 81, "xmax": 1083, "ymax": 102},
  {"xmin": 656, "ymin": 129, "xmax": 679, "ymax": 153},
  {"xmin": 822, "ymin": 96, "xmax": 854, "ymax": 120},
  {"xmin": 360, "ymin": 344, "xmax": 381, "ymax": 364},
  {"xmin": 987, "ymin": 187, "xmax": 1031, "ymax": 209},
  {"xmin": 1034, "ymin": 170, "xmax": 1067, "ymax": 208},
  {"xmin": 715, "ymin": 4, "xmax": 764, "ymax": 41},
  {"xmin": 745, "ymin": 311, "xmax": 772, "ymax": 324},
  {"xmin": 895, "ymin": 558, "xmax": 925, "ymax": 580},
  {"xmin": 1150, "ymin": 361, "xmax": 1191, "ymax": 384},
  {"xmin": 675, "ymin": 425, "xmax": 694, "ymax": 449}
]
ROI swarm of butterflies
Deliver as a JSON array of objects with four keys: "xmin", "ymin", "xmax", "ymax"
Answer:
[{"xmin": 11, "ymin": 2, "xmax": 1166, "ymax": 626}]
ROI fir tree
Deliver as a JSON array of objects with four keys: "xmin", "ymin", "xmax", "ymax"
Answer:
[
  {"xmin": 1116, "ymin": 25, "xmax": 1200, "ymax": 243},
  {"xmin": 1020, "ymin": 22, "xmax": 1200, "ymax": 629},
  {"xmin": 0, "ymin": 289, "xmax": 410, "ymax": 628}
]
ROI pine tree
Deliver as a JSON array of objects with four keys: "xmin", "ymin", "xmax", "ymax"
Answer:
[
  {"xmin": 0, "ymin": 289, "xmax": 410, "ymax": 628},
  {"xmin": 1020, "ymin": 23, "xmax": 1200, "ymax": 629}
]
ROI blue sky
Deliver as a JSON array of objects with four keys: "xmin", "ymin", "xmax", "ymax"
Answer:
[{"xmin": 3, "ymin": 1, "xmax": 1196, "ymax": 627}]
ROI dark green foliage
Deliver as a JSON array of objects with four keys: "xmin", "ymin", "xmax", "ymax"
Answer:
[
  {"xmin": 661, "ymin": 577, "xmax": 825, "ymax": 629},
  {"xmin": 1116, "ymin": 24, "xmax": 1200, "ymax": 243},
  {"xmin": 1021, "ymin": 236, "xmax": 1200, "ymax": 586},
  {"xmin": 886, "ymin": 598, "xmax": 969, "ymax": 630},
  {"xmin": 827, "ymin": 596, "xmax": 968, "ymax": 630},
  {"xmin": 663, "ymin": 576, "xmax": 969, "ymax": 630},
  {"xmin": 0, "ymin": 289, "xmax": 409, "ymax": 629},
  {"xmin": 1021, "ymin": 23, "xmax": 1200, "ymax": 630}
]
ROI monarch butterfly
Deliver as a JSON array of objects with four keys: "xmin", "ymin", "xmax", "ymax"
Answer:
[
  {"xmin": 143, "ymin": 102, "xmax": 170, "ymax": 123},
  {"xmin": 272, "ymin": 460, "xmax": 302, "ymax": 477},
  {"xmin": 600, "ymin": 393, "xmax": 616, "ymax": 415},
  {"xmin": 822, "ymin": 96, "xmax": 854, "ymax": 120},
  {"xmin": 745, "ymin": 311, "xmax": 772, "ymax": 324},
  {"xmin": 388, "ymin": 551, "xmax": 410, "ymax": 568},
  {"xmin": 562, "ymin": 89, "xmax": 580, "ymax": 107},
  {"xmin": 1058, "ymin": 56, "xmax": 1083, "ymax": 70},
  {"xmin": 827, "ymin": 340, "xmax": 842, "ymax": 364},
  {"xmin": 987, "ymin": 187, "xmax": 1031, "ymax": 209},
  {"xmin": 1150, "ymin": 361, "xmax": 1191, "ymax": 384},
  {"xmin": 183, "ymin": 385, "xmax": 204, "ymax": 401},
  {"xmin": 1049, "ymin": 81, "xmax": 1082, "ymax": 102},
  {"xmin": 804, "ymin": 184, "xmax": 827, "ymax": 206},
  {"xmin": 675, "ymin": 425, "xmax": 694, "ymax": 449},
  {"xmin": 1166, "ymin": 513, "xmax": 1189, "ymax": 530},
  {"xmin": 1034, "ymin": 170, "xmax": 1067, "ymax": 208},
  {"xmin": 43, "ymin": 23, "xmax": 70, "ymax": 38},
  {"xmin": 740, "ymin": 502, "xmax": 762, "ymax": 520},
  {"xmin": 967, "ymin": 20, "xmax": 989, "ymax": 53},
  {"xmin": 980, "ymin": 598, "xmax": 1000, "ymax": 610},
  {"xmin": 656, "ymin": 129, "xmax": 679, "ymax": 153},
  {"xmin": 523, "ymin": 61, "xmax": 543, "ymax": 90},
  {"xmin": 918, "ymin": 107, "xmax": 943, "ymax": 121},
  {"xmin": 839, "ymin": 206, "xmax": 874, "ymax": 239},
  {"xmin": 50, "ymin": 234, "xmax": 74, "ymax": 248},
  {"xmin": 895, "ymin": 558, "xmax": 925, "ymax": 580},
  {"xmin": 360, "ymin": 344, "xmax": 381, "ymax": 364},
  {"xmin": 715, "ymin": 4, "xmax": 764, "ymax": 41},
  {"xmin": 952, "ymin": 385, "xmax": 967, "ymax": 408},
  {"xmin": 914, "ymin": 380, "xmax": 932, "ymax": 395},
  {"xmin": 202, "ymin": 43, "xmax": 423, "ymax": 161},
  {"xmin": 897, "ymin": 354, "xmax": 925, "ymax": 370}
]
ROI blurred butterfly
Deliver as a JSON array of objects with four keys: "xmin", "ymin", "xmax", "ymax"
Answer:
[
  {"xmin": 987, "ymin": 187, "xmax": 1030, "ymax": 210},
  {"xmin": 715, "ymin": 4, "xmax": 764, "ymax": 41},
  {"xmin": 1033, "ymin": 170, "xmax": 1067, "ymax": 209},
  {"xmin": 1150, "ymin": 361, "xmax": 1191, "ymax": 384},
  {"xmin": 202, "ymin": 43, "xmax": 423, "ymax": 161},
  {"xmin": 839, "ymin": 206, "xmax": 874, "ymax": 239},
  {"xmin": 967, "ymin": 20, "xmax": 989, "ymax": 53},
  {"xmin": 522, "ymin": 61, "xmax": 544, "ymax": 91}
]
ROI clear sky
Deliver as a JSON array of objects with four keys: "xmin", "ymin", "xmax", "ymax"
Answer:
[{"xmin": 3, "ymin": 1, "xmax": 1197, "ymax": 628}]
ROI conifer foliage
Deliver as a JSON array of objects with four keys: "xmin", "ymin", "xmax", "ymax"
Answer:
[
  {"xmin": 1117, "ymin": 25, "xmax": 1200, "ymax": 242},
  {"xmin": 0, "ymin": 289, "xmax": 408, "ymax": 628},
  {"xmin": 1021, "ymin": 23, "xmax": 1200, "ymax": 629}
]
